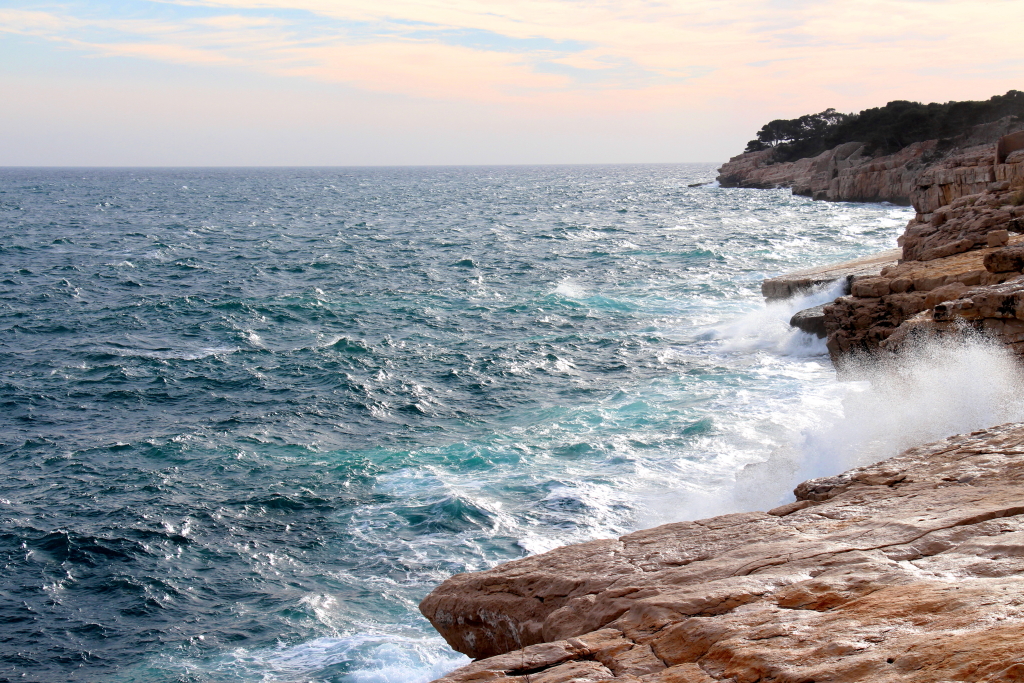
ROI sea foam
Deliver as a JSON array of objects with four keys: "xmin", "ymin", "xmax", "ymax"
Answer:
[{"xmin": 656, "ymin": 329, "xmax": 1024, "ymax": 522}]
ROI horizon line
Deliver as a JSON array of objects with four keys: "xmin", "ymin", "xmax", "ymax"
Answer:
[{"xmin": 0, "ymin": 161, "xmax": 724, "ymax": 170}]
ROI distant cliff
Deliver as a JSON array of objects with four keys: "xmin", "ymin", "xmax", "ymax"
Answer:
[
  {"xmin": 716, "ymin": 116, "xmax": 1024, "ymax": 206},
  {"xmin": 733, "ymin": 110, "xmax": 1024, "ymax": 366}
]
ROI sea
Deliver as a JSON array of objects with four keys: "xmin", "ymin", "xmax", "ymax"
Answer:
[{"xmin": 3, "ymin": 164, "xmax": 1023, "ymax": 683}]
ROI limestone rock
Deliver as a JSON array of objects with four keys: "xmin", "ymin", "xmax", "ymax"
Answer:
[
  {"xmin": 715, "ymin": 139, "xmax": 920, "ymax": 204},
  {"xmin": 788, "ymin": 304, "xmax": 827, "ymax": 338},
  {"xmin": 761, "ymin": 249, "xmax": 901, "ymax": 300},
  {"xmin": 850, "ymin": 276, "xmax": 891, "ymax": 298},
  {"xmin": 424, "ymin": 424, "xmax": 1024, "ymax": 682},
  {"xmin": 988, "ymin": 229, "xmax": 1011, "ymax": 247},
  {"xmin": 717, "ymin": 118, "xmax": 1024, "ymax": 208},
  {"xmin": 870, "ymin": 274, "xmax": 1024, "ymax": 355},
  {"xmin": 931, "ymin": 275, "xmax": 1024, "ymax": 323},
  {"xmin": 996, "ymin": 129, "xmax": 1024, "ymax": 163},
  {"xmin": 984, "ymin": 245, "xmax": 1024, "ymax": 273},
  {"xmin": 819, "ymin": 236, "xmax": 1024, "ymax": 362},
  {"xmin": 823, "ymin": 291, "xmax": 928, "ymax": 361},
  {"xmin": 901, "ymin": 186, "xmax": 1020, "ymax": 262},
  {"xmin": 922, "ymin": 281, "xmax": 968, "ymax": 308}
]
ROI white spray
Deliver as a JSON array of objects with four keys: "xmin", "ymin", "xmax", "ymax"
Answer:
[
  {"xmin": 728, "ymin": 332, "xmax": 1024, "ymax": 514},
  {"xmin": 714, "ymin": 280, "xmax": 846, "ymax": 356}
]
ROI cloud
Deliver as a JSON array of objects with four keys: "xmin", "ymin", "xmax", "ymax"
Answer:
[
  {"xmin": 81, "ymin": 40, "xmax": 246, "ymax": 67},
  {"xmin": 0, "ymin": 8, "xmax": 81, "ymax": 35},
  {"xmin": 5, "ymin": 0, "xmax": 1024, "ymax": 165},
  {"xmin": 2, "ymin": 0, "xmax": 1024, "ymax": 111},
  {"xmin": 279, "ymin": 41, "xmax": 571, "ymax": 100}
]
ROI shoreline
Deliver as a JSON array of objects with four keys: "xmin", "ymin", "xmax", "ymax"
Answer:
[
  {"xmin": 419, "ymin": 131, "xmax": 1024, "ymax": 683},
  {"xmin": 422, "ymin": 422, "xmax": 1024, "ymax": 682}
]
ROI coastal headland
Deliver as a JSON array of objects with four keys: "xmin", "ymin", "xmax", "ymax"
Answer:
[{"xmin": 420, "ymin": 98, "xmax": 1024, "ymax": 682}]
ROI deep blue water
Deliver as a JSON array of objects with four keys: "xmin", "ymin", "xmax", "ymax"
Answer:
[{"xmin": 0, "ymin": 166, "xmax": 912, "ymax": 682}]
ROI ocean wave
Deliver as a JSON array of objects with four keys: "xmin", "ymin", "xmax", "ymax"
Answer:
[{"xmin": 0, "ymin": 164, "xmax": 917, "ymax": 682}]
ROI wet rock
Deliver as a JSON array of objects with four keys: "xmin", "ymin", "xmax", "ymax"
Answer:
[
  {"xmin": 813, "ymin": 235, "xmax": 1024, "ymax": 362},
  {"xmin": 788, "ymin": 304, "xmax": 827, "ymax": 338},
  {"xmin": 761, "ymin": 249, "xmax": 901, "ymax": 300}
]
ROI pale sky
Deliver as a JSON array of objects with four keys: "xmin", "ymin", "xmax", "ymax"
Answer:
[{"xmin": 2, "ymin": 0, "xmax": 1023, "ymax": 166}]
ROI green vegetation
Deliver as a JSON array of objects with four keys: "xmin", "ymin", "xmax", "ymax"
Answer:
[{"xmin": 745, "ymin": 90, "xmax": 1024, "ymax": 162}]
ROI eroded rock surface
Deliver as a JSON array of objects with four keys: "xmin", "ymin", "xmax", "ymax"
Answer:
[
  {"xmin": 736, "ymin": 123, "xmax": 1024, "ymax": 362},
  {"xmin": 423, "ymin": 424, "xmax": 1024, "ymax": 682},
  {"xmin": 805, "ymin": 130, "xmax": 1024, "ymax": 362},
  {"xmin": 901, "ymin": 153, "xmax": 1024, "ymax": 262},
  {"xmin": 821, "ymin": 236, "xmax": 1024, "ymax": 361},
  {"xmin": 884, "ymin": 275, "xmax": 1024, "ymax": 356}
]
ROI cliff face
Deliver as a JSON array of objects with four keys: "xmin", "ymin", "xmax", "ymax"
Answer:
[
  {"xmin": 724, "ymin": 121, "xmax": 1024, "ymax": 364},
  {"xmin": 820, "ymin": 145, "xmax": 1024, "ymax": 363},
  {"xmin": 422, "ymin": 423, "xmax": 1024, "ymax": 682},
  {"xmin": 716, "ymin": 117, "xmax": 1024, "ymax": 206},
  {"xmin": 717, "ymin": 140, "xmax": 930, "ymax": 204}
]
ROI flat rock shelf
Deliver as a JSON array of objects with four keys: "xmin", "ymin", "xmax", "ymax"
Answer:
[
  {"xmin": 761, "ymin": 248, "xmax": 902, "ymax": 301},
  {"xmin": 421, "ymin": 423, "xmax": 1024, "ymax": 683}
]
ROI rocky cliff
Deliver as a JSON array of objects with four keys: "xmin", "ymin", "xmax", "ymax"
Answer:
[
  {"xmin": 422, "ymin": 423, "xmax": 1024, "ymax": 682},
  {"xmin": 726, "ymin": 123, "xmax": 1024, "ymax": 364},
  {"xmin": 818, "ymin": 139, "xmax": 1024, "ymax": 363},
  {"xmin": 716, "ymin": 117, "xmax": 1024, "ymax": 205}
]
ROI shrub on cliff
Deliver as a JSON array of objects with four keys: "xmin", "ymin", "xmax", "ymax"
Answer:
[{"xmin": 746, "ymin": 90, "xmax": 1024, "ymax": 162}]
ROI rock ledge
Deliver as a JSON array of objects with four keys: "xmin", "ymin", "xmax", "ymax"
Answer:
[{"xmin": 422, "ymin": 423, "xmax": 1024, "ymax": 682}]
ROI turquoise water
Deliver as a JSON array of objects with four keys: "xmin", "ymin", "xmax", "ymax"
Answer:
[{"xmin": 0, "ymin": 165, "xmax": 913, "ymax": 682}]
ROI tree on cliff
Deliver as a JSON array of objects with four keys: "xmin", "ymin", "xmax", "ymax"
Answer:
[
  {"xmin": 746, "ymin": 90, "xmax": 1024, "ymax": 162},
  {"xmin": 746, "ymin": 109, "xmax": 848, "ymax": 152}
]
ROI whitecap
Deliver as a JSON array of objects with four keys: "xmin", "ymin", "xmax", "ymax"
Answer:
[
  {"xmin": 710, "ymin": 279, "xmax": 845, "ymax": 357},
  {"xmin": 106, "ymin": 345, "xmax": 238, "ymax": 361},
  {"xmin": 552, "ymin": 279, "xmax": 586, "ymax": 298},
  {"xmin": 153, "ymin": 633, "xmax": 468, "ymax": 683}
]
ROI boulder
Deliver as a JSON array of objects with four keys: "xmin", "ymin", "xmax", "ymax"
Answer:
[
  {"xmin": 984, "ymin": 245, "xmax": 1024, "ymax": 273},
  {"xmin": 850, "ymin": 276, "xmax": 891, "ymax": 298},
  {"xmin": 788, "ymin": 304, "xmax": 827, "ymax": 338},
  {"xmin": 988, "ymin": 229, "xmax": 1011, "ymax": 247},
  {"xmin": 922, "ymin": 281, "xmax": 968, "ymax": 308},
  {"xmin": 996, "ymin": 130, "xmax": 1024, "ymax": 164}
]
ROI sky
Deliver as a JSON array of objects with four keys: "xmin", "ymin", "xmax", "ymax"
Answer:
[{"xmin": 1, "ymin": 0, "xmax": 1023, "ymax": 166}]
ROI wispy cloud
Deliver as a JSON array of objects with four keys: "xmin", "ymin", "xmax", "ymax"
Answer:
[{"xmin": 2, "ymin": 0, "xmax": 1023, "ymax": 109}]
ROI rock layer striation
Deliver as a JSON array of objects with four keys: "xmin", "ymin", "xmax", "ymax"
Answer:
[
  {"xmin": 422, "ymin": 423, "xmax": 1024, "ymax": 682},
  {"xmin": 716, "ymin": 117, "xmax": 1023, "ymax": 206},
  {"xmin": 742, "ymin": 129, "xmax": 1024, "ymax": 363}
]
